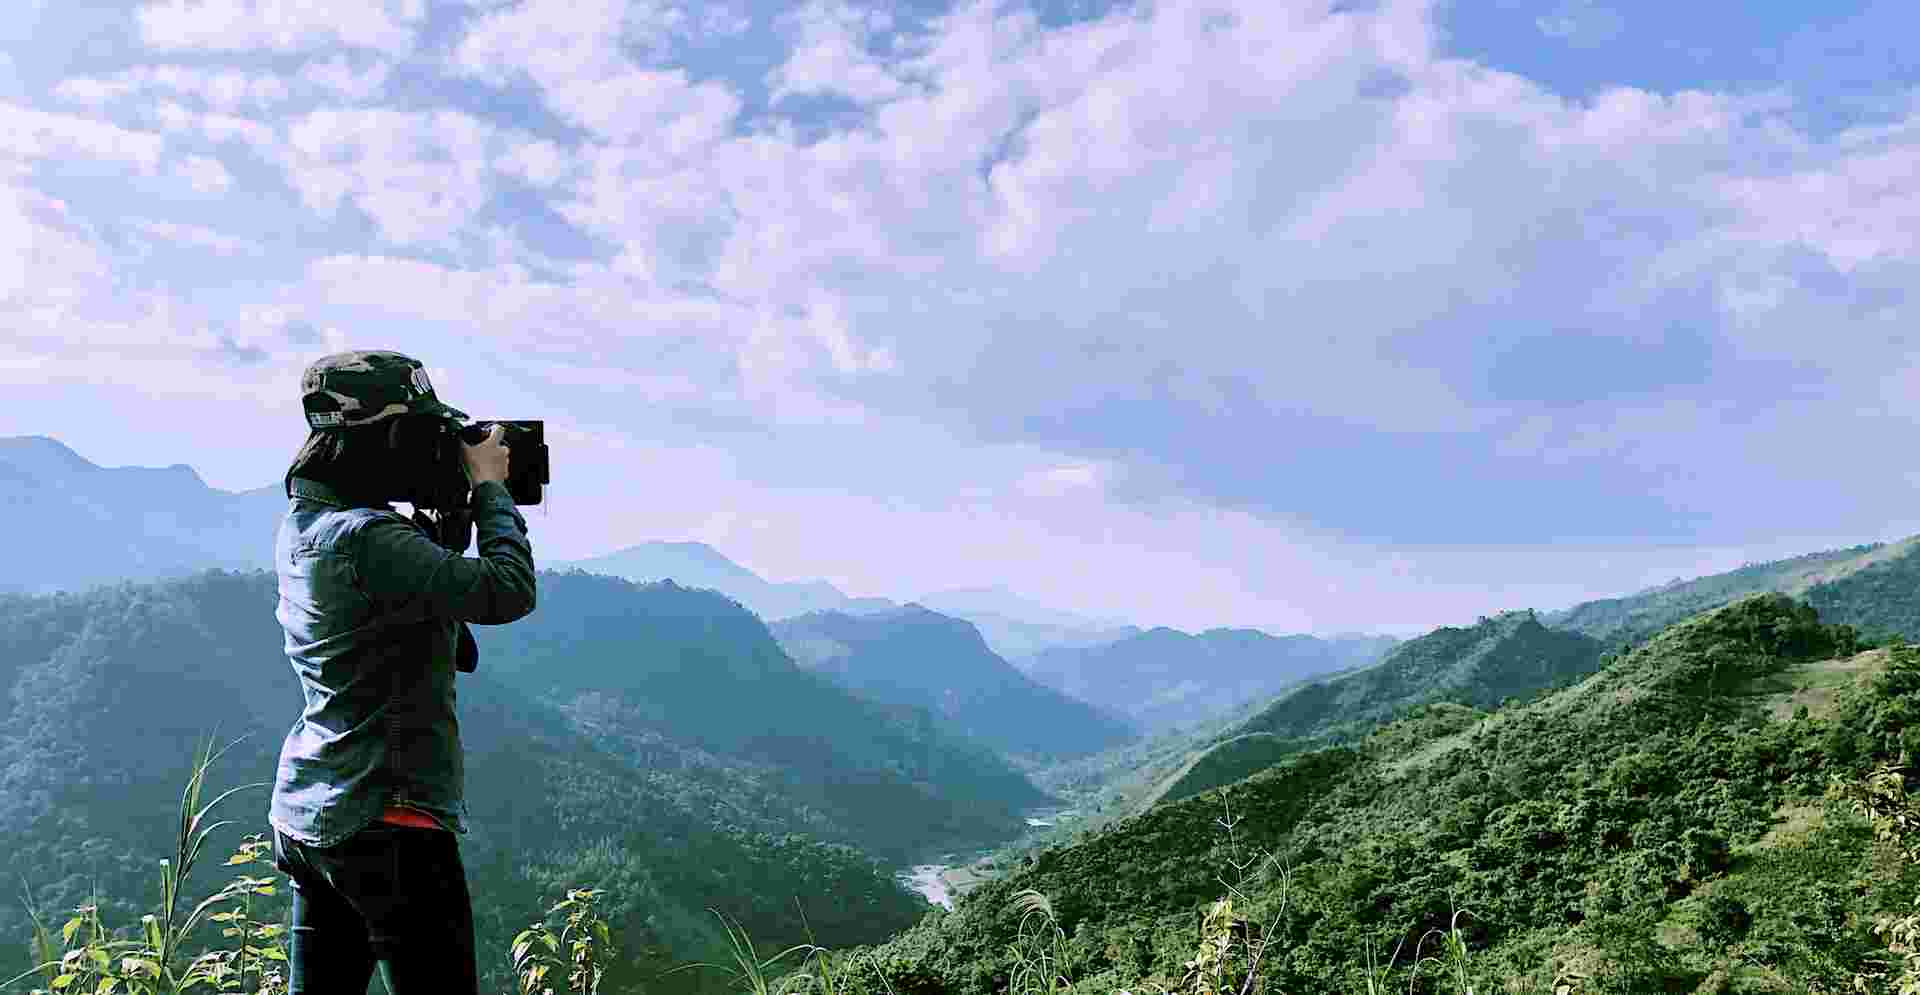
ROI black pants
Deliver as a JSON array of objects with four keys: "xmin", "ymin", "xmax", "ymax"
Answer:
[{"xmin": 272, "ymin": 823, "xmax": 477, "ymax": 995}]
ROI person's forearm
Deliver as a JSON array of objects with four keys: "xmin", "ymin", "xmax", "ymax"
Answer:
[{"xmin": 467, "ymin": 480, "xmax": 536, "ymax": 621}]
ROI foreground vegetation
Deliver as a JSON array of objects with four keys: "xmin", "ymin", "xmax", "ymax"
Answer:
[
  {"xmin": 826, "ymin": 597, "xmax": 1920, "ymax": 994},
  {"xmin": 7, "ymin": 589, "xmax": 1919, "ymax": 994}
]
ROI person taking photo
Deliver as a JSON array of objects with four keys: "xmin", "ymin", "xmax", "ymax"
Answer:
[{"xmin": 267, "ymin": 350, "xmax": 536, "ymax": 994}]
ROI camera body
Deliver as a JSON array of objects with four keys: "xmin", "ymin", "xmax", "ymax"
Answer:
[
  {"xmin": 388, "ymin": 417, "xmax": 550, "ymax": 513},
  {"xmin": 392, "ymin": 418, "xmax": 550, "ymax": 554},
  {"xmin": 457, "ymin": 420, "xmax": 550, "ymax": 506}
]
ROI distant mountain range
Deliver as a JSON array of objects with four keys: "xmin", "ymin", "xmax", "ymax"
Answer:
[
  {"xmin": 565, "ymin": 542, "xmax": 1138, "ymax": 656},
  {"xmin": 771, "ymin": 605, "xmax": 1139, "ymax": 759},
  {"xmin": 562, "ymin": 541, "xmax": 893, "ymax": 622},
  {"xmin": 1023, "ymin": 627, "xmax": 1400, "ymax": 732},
  {"xmin": 0, "ymin": 436, "xmax": 280, "ymax": 594},
  {"xmin": 912, "ymin": 587, "xmax": 1142, "ymax": 659}
]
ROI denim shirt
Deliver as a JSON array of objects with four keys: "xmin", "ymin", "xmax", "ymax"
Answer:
[{"xmin": 269, "ymin": 477, "xmax": 536, "ymax": 847}]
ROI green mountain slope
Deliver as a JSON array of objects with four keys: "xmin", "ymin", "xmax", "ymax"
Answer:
[
  {"xmin": 1546, "ymin": 542, "xmax": 1885, "ymax": 646},
  {"xmin": 1025, "ymin": 627, "xmax": 1396, "ymax": 732},
  {"xmin": 0, "ymin": 571, "xmax": 962, "ymax": 993},
  {"xmin": 836, "ymin": 595, "xmax": 1920, "ymax": 995},
  {"xmin": 771, "ymin": 606, "xmax": 1139, "ymax": 758},
  {"xmin": 1139, "ymin": 732, "xmax": 1298, "ymax": 809},
  {"xmin": 1234, "ymin": 610, "xmax": 1603, "ymax": 744},
  {"xmin": 470, "ymin": 571, "xmax": 1051, "ymax": 857},
  {"xmin": 1800, "ymin": 538, "xmax": 1920, "ymax": 641}
]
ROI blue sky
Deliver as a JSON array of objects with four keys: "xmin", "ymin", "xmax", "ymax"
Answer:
[{"xmin": 2, "ymin": 0, "xmax": 1917, "ymax": 634}]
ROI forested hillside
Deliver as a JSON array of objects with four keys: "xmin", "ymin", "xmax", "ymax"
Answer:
[
  {"xmin": 1025, "ymin": 628, "xmax": 1395, "ymax": 732},
  {"xmin": 1802, "ymin": 540, "xmax": 1920, "ymax": 642},
  {"xmin": 1545, "ymin": 541, "xmax": 1895, "ymax": 647},
  {"xmin": 772, "ymin": 606, "xmax": 1138, "ymax": 759},
  {"xmin": 473, "ymin": 571, "xmax": 1051, "ymax": 855},
  {"xmin": 1233, "ymin": 610, "xmax": 1602, "ymax": 745},
  {"xmin": 835, "ymin": 596, "xmax": 1920, "ymax": 994},
  {"xmin": 0, "ymin": 570, "xmax": 1052, "ymax": 993}
]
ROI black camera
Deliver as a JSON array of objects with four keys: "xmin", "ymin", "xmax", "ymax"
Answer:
[{"xmin": 457, "ymin": 420, "xmax": 550, "ymax": 506}]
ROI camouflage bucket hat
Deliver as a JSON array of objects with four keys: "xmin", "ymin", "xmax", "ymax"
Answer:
[{"xmin": 300, "ymin": 350, "xmax": 468, "ymax": 430}]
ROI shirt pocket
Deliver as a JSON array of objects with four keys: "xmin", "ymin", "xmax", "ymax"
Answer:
[{"xmin": 281, "ymin": 547, "xmax": 375, "ymax": 642}]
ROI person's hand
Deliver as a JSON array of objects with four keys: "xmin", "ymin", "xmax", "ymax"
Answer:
[{"xmin": 461, "ymin": 423, "xmax": 510, "ymax": 487}]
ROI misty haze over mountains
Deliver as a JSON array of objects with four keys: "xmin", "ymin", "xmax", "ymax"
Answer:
[
  {"xmin": 0, "ymin": 434, "xmax": 1335, "ymax": 655},
  {"xmin": 0, "ymin": 436, "xmax": 281, "ymax": 595},
  {"xmin": 771, "ymin": 605, "xmax": 1139, "ymax": 758}
]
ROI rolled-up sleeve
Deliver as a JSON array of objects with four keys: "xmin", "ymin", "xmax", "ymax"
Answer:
[{"xmin": 355, "ymin": 482, "xmax": 537, "ymax": 625}]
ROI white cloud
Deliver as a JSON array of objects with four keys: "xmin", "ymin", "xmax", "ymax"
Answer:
[
  {"xmin": 283, "ymin": 109, "xmax": 498, "ymax": 245},
  {"xmin": 454, "ymin": 0, "xmax": 742, "ymax": 143},
  {"xmin": 769, "ymin": 0, "xmax": 908, "ymax": 106},
  {"xmin": 302, "ymin": 55, "xmax": 392, "ymax": 102},
  {"xmin": 176, "ymin": 153, "xmax": 234, "ymax": 192},
  {"xmin": 171, "ymin": 107, "xmax": 280, "ymax": 159},
  {"xmin": 1720, "ymin": 114, "xmax": 1920, "ymax": 270},
  {"xmin": 56, "ymin": 59, "xmax": 393, "ymax": 112},
  {"xmin": 455, "ymin": 0, "xmax": 634, "ymax": 86},
  {"xmin": 129, "ymin": 218, "xmax": 260, "ymax": 255},
  {"xmin": 1016, "ymin": 461, "xmax": 1109, "ymax": 499},
  {"xmin": 1537, "ymin": 0, "xmax": 1626, "ymax": 46},
  {"xmin": 0, "ymin": 103, "xmax": 166, "ymax": 174},
  {"xmin": 138, "ymin": 0, "xmax": 427, "ymax": 57},
  {"xmin": 495, "ymin": 138, "xmax": 569, "ymax": 187}
]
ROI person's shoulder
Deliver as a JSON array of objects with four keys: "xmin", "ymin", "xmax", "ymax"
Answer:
[
  {"xmin": 347, "ymin": 507, "xmax": 417, "ymax": 531},
  {"xmin": 337, "ymin": 506, "xmax": 422, "ymax": 543},
  {"xmin": 287, "ymin": 505, "xmax": 413, "ymax": 556}
]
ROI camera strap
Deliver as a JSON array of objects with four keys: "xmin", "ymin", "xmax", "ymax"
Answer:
[{"xmin": 410, "ymin": 506, "xmax": 474, "ymax": 554}]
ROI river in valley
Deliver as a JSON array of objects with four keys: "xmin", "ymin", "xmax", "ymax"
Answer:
[
  {"xmin": 900, "ymin": 863, "xmax": 954, "ymax": 909},
  {"xmin": 895, "ymin": 807, "xmax": 1077, "ymax": 910}
]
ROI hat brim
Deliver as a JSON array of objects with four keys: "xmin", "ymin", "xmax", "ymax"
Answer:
[{"xmin": 413, "ymin": 398, "xmax": 469, "ymax": 422}]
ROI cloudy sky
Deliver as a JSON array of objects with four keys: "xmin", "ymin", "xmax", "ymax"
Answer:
[{"xmin": 2, "ymin": 0, "xmax": 1917, "ymax": 634}]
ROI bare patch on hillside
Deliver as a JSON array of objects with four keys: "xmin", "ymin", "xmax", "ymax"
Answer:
[
  {"xmin": 1751, "ymin": 803, "xmax": 1827, "ymax": 851},
  {"xmin": 1747, "ymin": 648, "xmax": 1889, "ymax": 721}
]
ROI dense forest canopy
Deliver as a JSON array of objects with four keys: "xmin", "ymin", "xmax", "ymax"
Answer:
[
  {"xmin": 835, "ymin": 595, "xmax": 1920, "ymax": 994},
  {"xmin": 0, "ymin": 569, "xmax": 1059, "ymax": 993}
]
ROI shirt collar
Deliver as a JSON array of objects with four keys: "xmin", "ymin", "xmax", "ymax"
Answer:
[{"xmin": 288, "ymin": 476, "xmax": 393, "ymax": 511}]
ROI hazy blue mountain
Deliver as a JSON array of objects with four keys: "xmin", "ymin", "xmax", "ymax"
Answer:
[
  {"xmin": 1025, "ymin": 627, "xmax": 1398, "ymax": 731},
  {"xmin": 771, "ymin": 606, "xmax": 1139, "ymax": 759},
  {"xmin": 916, "ymin": 586, "xmax": 1140, "ymax": 659},
  {"xmin": 562, "ymin": 541, "xmax": 898, "ymax": 622},
  {"xmin": 915, "ymin": 586, "xmax": 1126, "ymax": 629},
  {"xmin": 0, "ymin": 436, "xmax": 281, "ymax": 593},
  {"xmin": 564, "ymin": 546, "xmax": 1140, "ymax": 659}
]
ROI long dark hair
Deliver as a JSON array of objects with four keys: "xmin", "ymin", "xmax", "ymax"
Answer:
[{"xmin": 285, "ymin": 415, "xmax": 453, "ymax": 506}]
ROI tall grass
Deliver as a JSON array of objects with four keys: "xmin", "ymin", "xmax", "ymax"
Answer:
[
  {"xmin": 10, "ymin": 740, "xmax": 1913, "ymax": 995},
  {"xmin": 3, "ymin": 735, "xmax": 278, "ymax": 995},
  {"xmin": 2, "ymin": 736, "xmax": 627, "ymax": 995}
]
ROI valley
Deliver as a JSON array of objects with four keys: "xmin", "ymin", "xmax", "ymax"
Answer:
[{"xmin": 7, "ymin": 435, "xmax": 1920, "ymax": 993}]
